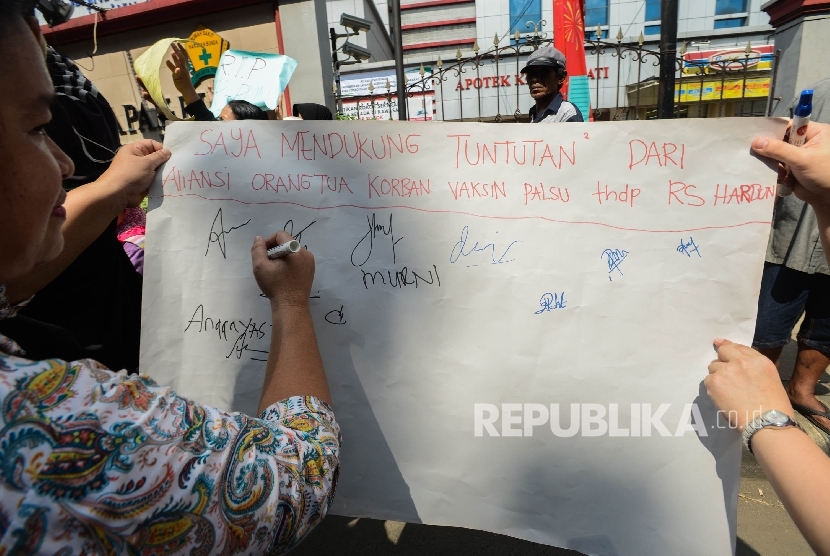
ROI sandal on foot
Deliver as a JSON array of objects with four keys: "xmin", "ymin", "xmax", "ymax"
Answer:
[{"xmin": 791, "ymin": 400, "xmax": 830, "ymax": 436}]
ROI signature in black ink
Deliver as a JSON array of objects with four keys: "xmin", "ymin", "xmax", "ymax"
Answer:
[
  {"xmin": 245, "ymin": 348, "xmax": 269, "ymax": 362},
  {"xmin": 184, "ymin": 305, "xmax": 269, "ymax": 362},
  {"xmin": 601, "ymin": 249, "xmax": 628, "ymax": 281},
  {"xmin": 325, "ymin": 305, "xmax": 346, "ymax": 325},
  {"xmin": 260, "ymin": 290, "xmax": 321, "ymax": 299},
  {"xmin": 206, "ymin": 208, "xmax": 251, "ymax": 259},
  {"xmin": 351, "ymin": 213, "xmax": 403, "ymax": 267},
  {"xmin": 284, "ymin": 219, "xmax": 316, "ymax": 248},
  {"xmin": 450, "ymin": 226, "xmax": 521, "ymax": 266},
  {"xmin": 677, "ymin": 237, "xmax": 701, "ymax": 258},
  {"xmin": 227, "ymin": 317, "xmax": 268, "ymax": 360},
  {"xmin": 534, "ymin": 292, "xmax": 567, "ymax": 314}
]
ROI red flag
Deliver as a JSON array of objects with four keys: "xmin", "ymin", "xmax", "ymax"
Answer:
[{"xmin": 553, "ymin": 0, "xmax": 591, "ymax": 118}]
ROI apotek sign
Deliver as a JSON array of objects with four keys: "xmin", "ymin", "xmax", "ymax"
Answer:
[{"xmin": 456, "ymin": 66, "xmax": 609, "ymax": 90}]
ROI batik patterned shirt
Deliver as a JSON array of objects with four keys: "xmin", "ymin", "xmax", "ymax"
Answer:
[{"xmin": 0, "ymin": 285, "xmax": 340, "ymax": 555}]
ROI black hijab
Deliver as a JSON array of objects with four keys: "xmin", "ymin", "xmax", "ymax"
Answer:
[{"xmin": 293, "ymin": 103, "xmax": 333, "ymax": 120}]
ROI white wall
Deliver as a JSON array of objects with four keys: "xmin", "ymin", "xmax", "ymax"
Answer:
[
  {"xmin": 470, "ymin": 0, "xmax": 771, "ymax": 46},
  {"xmin": 769, "ymin": 14, "xmax": 830, "ymax": 117}
]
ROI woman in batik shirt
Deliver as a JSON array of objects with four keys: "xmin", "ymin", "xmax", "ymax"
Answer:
[{"xmin": 0, "ymin": 3, "xmax": 340, "ymax": 554}]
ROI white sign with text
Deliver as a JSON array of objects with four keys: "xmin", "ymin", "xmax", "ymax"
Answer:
[{"xmin": 142, "ymin": 118, "xmax": 784, "ymax": 555}]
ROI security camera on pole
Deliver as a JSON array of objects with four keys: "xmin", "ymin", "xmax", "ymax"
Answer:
[
  {"xmin": 37, "ymin": 0, "xmax": 106, "ymax": 26},
  {"xmin": 330, "ymin": 13, "xmax": 373, "ymax": 116}
]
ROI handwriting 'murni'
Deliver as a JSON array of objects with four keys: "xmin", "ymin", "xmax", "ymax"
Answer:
[
  {"xmin": 361, "ymin": 265, "xmax": 441, "ymax": 290},
  {"xmin": 677, "ymin": 237, "xmax": 701, "ymax": 258},
  {"xmin": 602, "ymin": 249, "xmax": 629, "ymax": 281},
  {"xmin": 206, "ymin": 207, "xmax": 251, "ymax": 259},
  {"xmin": 450, "ymin": 226, "xmax": 521, "ymax": 266},
  {"xmin": 535, "ymin": 292, "xmax": 567, "ymax": 314},
  {"xmin": 351, "ymin": 213, "xmax": 403, "ymax": 267}
]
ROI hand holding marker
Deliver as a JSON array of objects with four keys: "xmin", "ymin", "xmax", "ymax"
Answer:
[
  {"xmin": 778, "ymin": 89, "xmax": 813, "ymax": 197},
  {"xmin": 268, "ymin": 240, "xmax": 301, "ymax": 259}
]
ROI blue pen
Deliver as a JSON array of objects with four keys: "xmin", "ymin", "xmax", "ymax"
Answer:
[{"xmin": 778, "ymin": 89, "xmax": 813, "ymax": 197}]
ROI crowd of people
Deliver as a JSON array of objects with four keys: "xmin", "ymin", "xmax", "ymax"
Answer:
[{"xmin": 1, "ymin": 0, "xmax": 830, "ymax": 552}]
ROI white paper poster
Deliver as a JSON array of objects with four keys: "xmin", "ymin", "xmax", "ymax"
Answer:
[
  {"xmin": 210, "ymin": 50, "xmax": 297, "ymax": 116},
  {"xmin": 142, "ymin": 118, "xmax": 785, "ymax": 556}
]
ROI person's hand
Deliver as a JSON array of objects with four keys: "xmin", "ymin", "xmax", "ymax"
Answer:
[
  {"xmin": 167, "ymin": 42, "xmax": 200, "ymax": 105},
  {"xmin": 275, "ymin": 93, "xmax": 286, "ymax": 120},
  {"xmin": 251, "ymin": 232, "xmax": 315, "ymax": 309},
  {"xmin": 752, "ymin": 122, "xmax": 830, "ymax": 209},
  {"xmin": 135, "ymin": 76, "xmax": 156, "ymax": 108},
  {"xmin": 98, "ymin": 140, "xmax": 171, "ymax": 208},
  {"xmin": 705, "ymin": 339, "xmax": 793, "ymax": 430}
]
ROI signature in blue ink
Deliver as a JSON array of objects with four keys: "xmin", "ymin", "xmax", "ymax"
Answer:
[
  {"xmin": 450, "ymin": 226, "xmax": 521, "ymax": 266},
  {"xmin": 677, "ymin": 236, "xmax": 701, "ymax": 258},
  {"xmin": 601, "ymin": 249, "xmax": 628, "ymax": 280},
  {"xmin": 535, "ymin": 292, "xmax": 567, "ymax": 314}
]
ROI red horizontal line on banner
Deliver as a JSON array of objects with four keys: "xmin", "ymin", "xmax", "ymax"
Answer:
[
  {"xmin": 153, "ymin": 193, "xmax": 772, "ymax": 234},
  {"xmin": 401, "ymin": 0, "xmax": 475, "ymax": 10},
  {"xmin": 402, "ymin": 17, "xmax": 476, "ymax": 30},
  {"xmin": 403, "ymin": 38, "xmax": 475, "ymax": 51}
]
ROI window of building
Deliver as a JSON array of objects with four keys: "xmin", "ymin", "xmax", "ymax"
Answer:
[
  {"xmin": 585, "ymin": 0, "xmax": 609, "ymax": 28},
  {"xmin": 509, "ymin": 0, "xmax": 542, "ymax": 35},
  {"xmin": 645, "ymin": 0, "xmax": 661, "ymax": 22},
  {"xmin": 713, "ymin": 16, "xmax": 747, "ymax": 29},
  {"xmin": 585, "ymin": 29, "xmax": 609, "ymax": 41},
  {"xmin": 715, "ymin": 0, "xmax": 747, "ymax": 16},
  {"xmin": 644, "ymin": 24, "xmax": 660, "ymax": 35},
  {"xmin": 737, "ymin": 99, "xmax": 768, "ymax": 117}
]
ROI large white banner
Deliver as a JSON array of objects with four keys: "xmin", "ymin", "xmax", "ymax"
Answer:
[{"xmin": 142, "ymin": 118, "xmax": 784, "ymax": 555}]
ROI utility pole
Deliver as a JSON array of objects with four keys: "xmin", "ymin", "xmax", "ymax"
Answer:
[
  {"xmin": 330, "ymin": 28, "xmax": 344, "ymax": 115},
  {"xmin": 657, "ymin": 0, "xmax": 679, "ymax": 119},
  {"xmin": 390, "ymin": 0, "xmax": 407, "ymax": 120}
]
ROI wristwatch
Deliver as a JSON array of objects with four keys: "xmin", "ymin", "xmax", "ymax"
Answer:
[{"xmin": 742, "ymin": 409, "xmax": 801, "ymax": 453}]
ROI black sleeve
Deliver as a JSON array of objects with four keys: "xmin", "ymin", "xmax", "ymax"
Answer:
[{"xmin": 184, "ymin": 99, "xmax": 218, "ymax": 121}]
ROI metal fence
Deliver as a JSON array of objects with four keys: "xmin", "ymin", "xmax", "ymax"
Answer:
[{"xmin": 335, "ymin": 22, "xmax": 780, "ymax": 122}]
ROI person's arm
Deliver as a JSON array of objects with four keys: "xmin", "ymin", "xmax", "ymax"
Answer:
[
  {"xmin": 3, "ymin": 352, "xmax": 339, "ymax": 552},
  {"xmin": 751, "ymin": 426, "xmax": 830, "ymax": 554},
  {"xmin": 167, "ymin": 42, "xmax": 201, "ymax": 106},
  {"xmin": 183, "ymin": 98, "xmax": 217, "ymax": 122},
  {"xmin": 137, "ymin": 43, "xmax": 207, "ymax": 118},
  {"xmin": 167, "ymin": 43, "xmax": 217, "ymax": 121},
  {"xmin": 751, "ymin": 122, "xmax": 830, "ymax": 267},
  {"xmin": 705, "ymin": 339, "xmax": 830, "ymax": 554},
  {"xmin": 251, "ymin": 231, "xmax": 331, "ymax": 412},
  {"xmin": 3, "ymin": 140, "xmax": 170, "ymax": 303}
]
